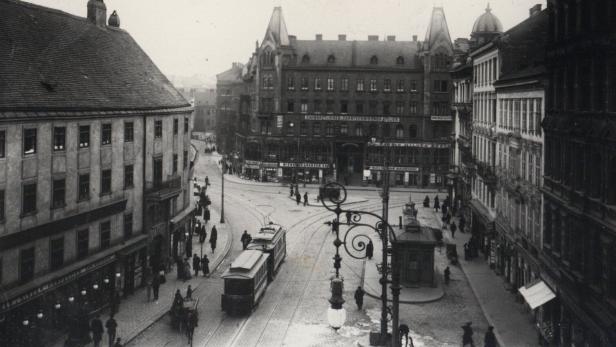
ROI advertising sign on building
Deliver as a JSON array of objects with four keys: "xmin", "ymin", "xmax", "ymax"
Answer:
[
  {"xmin": 277, "ymin": 115, "xmax": 283, "ymax": 128},
  {"xmin": 303, "ymin": 115, "xmax": 401, "ymax": 123}
]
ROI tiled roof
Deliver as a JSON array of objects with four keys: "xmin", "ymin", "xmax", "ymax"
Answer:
[
  {"xmin": 291, "ymin": 40, "xmax": 421, "ymax": 68},
  {"xmin": 0, "ymin": 0, "xmax": 189, "ymax": 112},
  {"xmin": 216, "ymin": 65, "xmax": 243, "ymax": 83}
]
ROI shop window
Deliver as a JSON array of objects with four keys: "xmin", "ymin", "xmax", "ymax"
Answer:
[
  {"xmin": 124, "ymin": 165, "xmax": 134, "ymax": 189},
  {"xmin": 52, "ymin": 178, "xmax": 65, "ymax": 209},
  {"xmin": 23, "ymin": 128, "xmax": 37, "ymax": 155},
  {"xmin": 124, "ymin": 122, "xmax": 134, "ymax": 142},
  {"xmin": 100, "ymin": 221, "xmax": 111, "ymax": 249},
  {"xmin": 77, "ymin": 229, "xmax": 89, "ymax": 259},
  {"xmin": 78, "ymin": 173, "xmax": 90, "ymax": 201},
  {"xmin": 20, "ymin": 247, "xmax": 35, "ymax": 283},
  {"xmin": 79, "ymin": 125, "xmax": 90, "ymax": 148},
  {"xmin": 53, "ymin": 126, "xmax": 66, "ymax": 151},
  {"xmin": 50, "ymin": 237, "xmax": 64, "ymax": 270},
  {"xmin": 101, "ymin": 169, "xmax": 112, "ymax": 195},
  {"xmin": 22, "ymin": 182, "xmax": 36, "ymax": 215},
  {"xmin": 101, "ymin": 123, "xmax": 112, "ymax": 145},
  {"xmin": 154, "ymin": 120, "xmax": 163, "ymax": 138},
  {"xmin": 124, "ymin": 213, "xmax": 133, "ymax": 239}
]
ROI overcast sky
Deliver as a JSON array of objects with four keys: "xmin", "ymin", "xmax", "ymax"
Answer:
[{"xmin": 27, "ymin": 0, "xmax": 546, "ymax": 85}]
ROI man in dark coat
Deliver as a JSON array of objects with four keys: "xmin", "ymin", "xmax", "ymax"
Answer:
[
  {"xmin": 241, "ymin": 230, "xmax": 252, "ymax": 250},
  {"xmin": 366, "ymin": 240, "xmax": 374, "ymax": 260},
  {"xmin": 434, "ymin": 196, "xmax": 440, "ymax": 211},
  {"xmin": 484, "ymin": 326, "xmax": 497, "ymax": 347},
  {"xmin": 152, "ymin": 271, "xmax": 160, "ymax": 301},
  {"xmin": 444, "ymin": 266, "xmax": 451, "ymax": 285},
  {"xmin": 201, "ymin": 255, "xmax": 210, "ymax": 277},
  {"xmin": 205, "ymin": 176, "xmax": 210, "ymax": 186},
  {"xmin": 303, "ymin": 192, "xmax": 308, "ymax": 206},
  {"xmin": 462, "ymin": 322, "xmax": 474, "ymax": 347},
  {"xmin": 192, "ymin": 254, "xmax": 200, "ymax": 277},
  {"xmin": 295, "ymin": 192, "xmax": 301, "ymax": 205},
  {"xmin": 290, "ymin": 185, "xmax": 294, "ymax": 197},
  {"xmin": 450, "ymin": 222, "xmax": 457, "ymax": 239},
  {"xmin": 210, "ymin": 226, "xmax": 218, "ymax": 253},
  {"xmin": 204, "ymin": 208, "xmax": 210, "ymax": 223},
  {"xmin": 354, "ymin": 286, "xmax": 365, "ymax": 310},
  {"xmin": 105, "ymin": 315, "xmax": 117, "ymax": 347},
  {"xmin": 90, "ymin": 315, "xmax": 104, "ymax": 347}
]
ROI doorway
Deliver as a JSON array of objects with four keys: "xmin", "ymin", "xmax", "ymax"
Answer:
[{"xmin": 335, "ymin": 142, "xmax": 363, "ymax": 185}]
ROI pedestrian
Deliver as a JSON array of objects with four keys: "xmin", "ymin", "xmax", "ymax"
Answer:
[
  {"xmin": 186, "ymin": 285, "xmax": 193, "ymax": 300},
  {"xmin": 423, "ymin": 195, "xmax": 430, "ymax": 208},
  {"xmin": 303, "ymin": 192, "xmax": 308, "ymax": 206},
  {"xmin": 204, "ymin": 207, "xmax": 211, "ymax": 223},
  {"xmin": 90, "ymin": 315, "xmax": 103, "ymax": 347},
  {"xmin": 434, "ymin": 196, "xmax": 440, "ymax": 212},
  {"xmin": 144, "ymin": 266, "xmax": 152, "ymax": 302},
  {"xmin": 105, "ymin": 315, "xmax": 117, "ymax": 347},
  {"xmin": 205, "ymin": 176, "xmax": 210, "ymax": 186},
  {"xmin": 366, "ymin": 240, "xmax": 374, "ymax": 260},
  {"xmin": 295, "ymin": 192, "xmax": 301, "ymax": 205},
  {"xmin": 152, "ymin": 271, "xmax": 160, "ymax": 301},
  {"xmin": 210, "ymin": 225, "xmax": 218, "ymax": 253},
  {"xmin": 290, "ymin": 185, "xmax": 294, "ymax": 197},
  {"xmin": 241, "ymin": 230, "xmax": 252, "ymax": 250},
  {"xmin": 192, "ymin": 254, "xmax": 201, "ymax": 277},
  {"xmin": 444, "ymin": 266, "xmax": 451, "ymax": 285},
  {"xmin": 462, "ymin": 322, "xmax": 474, "ymax": 347},
  {"xmin": 346, "ymin": 211, "xmax": 352, "ymax": 225},
  {"xmin": 113, "ymin": 338, "xmax": 123, "ymax": 347},
  {"xmin": 354, "ymin": 286, "xmax": 365, "ymax": 310},
  {"xmin": 450, "ymin": 222, "xmax": 457, "ymax": 239},
  {"xmin": 201, "ymin": 254, "xmax": 210, "ymax": 277},
  {"xmin": 186, "ymin": 310, "xmax": 198, "ymax": 345},
  {"xmin": 484, "ymin": 326, "xmax": 496, "ymax": 347}
]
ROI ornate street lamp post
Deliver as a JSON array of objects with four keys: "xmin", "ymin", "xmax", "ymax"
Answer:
[{"xmin": 321, "ymin": 182, "xmax": 401, "ymax": 346}]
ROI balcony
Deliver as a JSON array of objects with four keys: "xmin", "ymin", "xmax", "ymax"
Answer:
[{"xmin": 145, "ymin": 175, "xmax": 182, "ymax": 201}]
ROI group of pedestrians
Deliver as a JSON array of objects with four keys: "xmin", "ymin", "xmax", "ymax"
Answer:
[
  {"xmin": 144, "ymin": 266, "xmax": 164, "ymax": 302},
  {"xmin": 290, "ymin": 184, "xmax": 309, "ymax": 206},
  {"xmin": 85, "ymin": 314, "xmax": 123, "ymax": 347},
  {"xmin": 461, "ymin": 321, "xmax": 497, "ymax": 347}
]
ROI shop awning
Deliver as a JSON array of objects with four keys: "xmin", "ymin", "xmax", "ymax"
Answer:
[
  {"xmin": 170, "ymin": 204, "xmax": 196, "ymax": 224},
  {"xmin": 518, "ymin": 280, "xmax": 556, "ymax": 310}
]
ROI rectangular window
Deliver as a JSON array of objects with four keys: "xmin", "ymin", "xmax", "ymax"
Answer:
[
  {"xmin": 124, "ymin": 122, "xmax": 134, "ymax": 142},
  {"xmin": 369, "ymin": 79, "xmax": 377, "ymax": 92},
  {"xmin": 287, "ymin": 100, "xmax": 294, "ymax": 113},
  {"xmin": 300, "ymin": 101, "xmax": 308, "ymax": 113},
  {"xmin": 184, "ymin": 117, "xmax": 189, "ymax": 133},
  {"xmin": 77, "ymin": 229, "xmax": 89, "ymax": 259},
  {"xmin": 326, "ymin": 122, "xmax": 334, "ymax": 136},
  {"xmin": 101, "ymin": 169, "xmax": 111, "ymax": 195},
  {"xmin": 0, "ymin": 130, "xmax": 5, "ymax": 158},
  {"xmin": 383, "ymin": 102, "xmax": 391, "ymax": 115},
  {"xmin": 20, "ymin": 247, "xmax": 35, "ymax": 283},
  {"xmin": 326, "ymin": 100, "xmax": 334, "ymax": 114},
  {"xmin": 287, "ymin": 76, "xmax": 295, "ymax": 90},
  {"xmin": 100, "ymin": 221, "xmax": 111, "ymax": 249},
  {"xmin": 314, "ymin": 77, "xmax": 322, "ymax": 91},
  {"xmin": 79, "ymin": 125, "xmax": 90, "ymax": 148},
  {"xmin": 521, "ymin": 100, "xmax": 528, "ymax": 133},
  {"xmin": 327, "ymin": 78, "xmax": 335, "ymax": 91},
  {"xmin": 78, "ymin": 173, "xmax": 90, "ymax": 201},
  {"xmin": 300, "ymin": 77, "xmax": 309, "ymax": 90},
  {"xmin": 433, "ymin": 80, "xmax": 448, "ymax": 92},
  {"xmin": 384, "ymin": 79, "xmax": 391, "ymax": 92},
  {"xmin": 410, "ymin": 80, "xmax": 417, "ymax": 92},
  {"xmin": 53, "ymin": 127, "xmax": 66, "ymax": 151},
  {"xmin": 52, "ymin": 178, "xmax": 65, "ymax": 209},
  {"xmin": 101, "ymin": 123, "xmax": 112, "ymax": 145},
  {"xmin": 23, "ymin": 128, "xmax": 37, "ymax": 155},
  {"xmin": 50, "ymin": 237, "xmax": 64, "ymax": 270},
  {"xmin": 396, "ymin": 102, "xmax": 404, "ymax": 115},
  {"xmin": 313, "ymin": 100, "xmax": 322, "ymax": 114},
  {"xmin": 154, "ymin": 120, "xmax": 163, "ymax": 138},
  {"xmin": 341, "ymin": 78, "xmax": 349, "ymax": 91},
  {"xmin": 173, "ymin": 119, "xmax": 179, "ymax": 134},
  {"xmin": 312, "ymin": 122, "xmax": 321, "ymax": 136},
  {"xmin": 124, "ymin": 213, "xmax": 133, "ymax": 239},
  {"xmin": 340, "ymin": 101, "xmax": 348, "ymax": 114},
  {"xmin": 356, "ymin": 102, "xmax": 364, "ymax": 114},
  {"xmin": 409, "ymin": 102, "xmax": 418, "ymax": 114},
  {"xmin": 173, "ymin": 154, "xmax": 178, "ymax": 173},
  {"xmin": 340, "ymin": 123, "xmax": 348, "ymax": 135},
  {"xmin": 397, "ymin": 80, "xmax": 405, "ymax": 92},
  {"xmin": 369, "ymin": 101, "xmax": 377, "ymax": 114},
  {"xmin": 535, "ymin": 99, "xmax": 542, "ymax": 136},
  {"xmin": 124, "ymin": 165, "xmax": 134, "ymax": 189},
  {"xmin": 183, "ymin": 150, "xmax": 188, "ymax": 169},
  {"xmin": 153, "ymin": 158, "xmax": 163, "ymax": 185},
  {"xmin": 22, "ymin": 183, "xmax": 36, "ymax": 215},
  {"xmin": 356, "ymin": 79, "xmax": 365, "ymax": 92}
]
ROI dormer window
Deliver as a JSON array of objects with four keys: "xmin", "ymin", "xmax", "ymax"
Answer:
[
  {"xmin": 370, "ymin": 55, "xmax": 378, "ymax": 65},
  {"xmin": 396, "ymin": 56, "xmax": 404, "ymax": 65},
  {"xmin": 327, "ymin": 55, "xmax": 336, "ymax": 64},
  {"xmin": 301, "ymin": 54, "xmax": 310, "ymax": 64}
]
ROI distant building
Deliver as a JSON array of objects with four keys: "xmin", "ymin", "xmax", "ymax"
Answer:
[
  {"xmin": 216, "ymin": 63, "xmax": 250, "ymax": 154},
  {"xmin": 193, "ymin": 89, "xmax": 217, "ymax": 133},
  {"xmin": 542, "ymin": 1, "xmax": 616, "ymax": 345},
  {"xmin": 0, "ymin": 0, "xmax": 193, "ymax": 345}
]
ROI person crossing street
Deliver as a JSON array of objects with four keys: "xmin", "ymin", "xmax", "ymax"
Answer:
[{"xmin": 241, "ymin": 230, "xmax": 252, "ymax": 250}]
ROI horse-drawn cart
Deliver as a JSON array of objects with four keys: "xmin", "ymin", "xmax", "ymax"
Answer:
[{"xmin": 169, "ymin": 297, "xmax": 199, "ymax": 331}]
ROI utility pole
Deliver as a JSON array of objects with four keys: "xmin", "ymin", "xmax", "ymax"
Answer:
[{"xmin": 220, "ymin": 159, "xmax": 225, "ymax": 224}]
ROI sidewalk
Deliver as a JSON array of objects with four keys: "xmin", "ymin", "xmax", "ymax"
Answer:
[
  {"xmin": 52, "ymin": 207, "xmax": 233, "ymax": 347},
  {"xmin": 428, "ymin": 207, "xmax": 539, "ymax": 347}
]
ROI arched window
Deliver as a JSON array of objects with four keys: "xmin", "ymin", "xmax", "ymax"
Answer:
[
  {"xmin": 327, "ymin": 55, "xmax": 336, "ymax": 63},
  {"xmin": 396, "ymin": 56, "xmax": 404, "ymax": 65},
  {"xmin": 262, "ymin": 48, "xmax": 274, "ymax": 66},
  {"xmin": 409, "ymin": 124, "xmax": 417, "ymax": 138},
  {"xmin": 370, "ymin": 55, "xmax": 378, "ymax": 65},
  {"xmin": 395, "ymin": 124, "xmax": 404, "ymax": 138},
  {"xmin": 301, "ymin": 54, "xmax": 310, "ymax": 64}
]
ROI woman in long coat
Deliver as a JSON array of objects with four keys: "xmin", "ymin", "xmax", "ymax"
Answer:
[
  {"xmin": 366, "ymin": 240, "xmax": 374, "ymax": 260},
  {"xmin": 210, "ymin": 226, "xmax": 218, "ymax": 252}
]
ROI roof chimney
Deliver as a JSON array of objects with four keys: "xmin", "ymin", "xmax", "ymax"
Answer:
[
  {"xmin": 316, "ymin": 34, "xmax": 323, "ymax": 41},
  {"xmin": 413, "ymin": 35, "xmax": 417, "ymax": 42},
  {"xmin": 87, "ymin": 0, "xmax": 107, "ymax": 27},
  {"xmin": 368, "ymin": 35, "xmax": 379, "ymax": 41},
  {"xmin": 108, "ymin": 10, "xmax": 120, "ymax": 27},
  {"xmin": 387, "ymin": 35, "xmax": 396, "ymax": 41},
  {"xmin": 529, "ymin": 4, "xmax": 542, "ymax": 17},
  {"xmin": 338, "ymin": 34, "xmax": 346, "ymax": 41},
  {"xmin": 288, "ymin": 35, "xmax": 297, "ymax": 44}
]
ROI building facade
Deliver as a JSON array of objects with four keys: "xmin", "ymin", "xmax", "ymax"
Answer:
[
  {"xmin": 541, "ymin": 0, "xmax": 616, "ymax": 345},
  {"xmin": 217, "ymin": 63, "xmax": 251, "ymax": 157},
  {"xmin": 0, "ymin": 1, "xmax": 193, "ymax": 345},
  {"xmin": 230, "ymin": 7, "xmax": 454, "ymax": 186}
]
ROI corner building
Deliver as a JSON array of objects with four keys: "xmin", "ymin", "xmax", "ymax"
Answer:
[
  {"xmin": 0, "ymin": 1, "xmax": 193, "ymax": 345},
  {"xmin": 235, "ymin": 7, "xmax": 454, "ymax": 187}
]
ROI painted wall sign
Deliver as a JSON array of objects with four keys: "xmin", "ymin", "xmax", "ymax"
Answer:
[
  {"xmin": 367, "ymin": 142, "xmax": 450, "ymax": 149},
  {"xmin": 303, "ymin": 115, "xmax": 401, "ymax": 123}
]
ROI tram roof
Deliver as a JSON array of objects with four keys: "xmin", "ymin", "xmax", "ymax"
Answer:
[{"xmin": 221, "ymin": 250, "xmax": 269, "ymax": 279}]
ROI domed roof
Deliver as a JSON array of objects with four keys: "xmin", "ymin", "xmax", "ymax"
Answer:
[{"xmin": 472, "ymin": 4, "xmax": 503, "ymax": 34}]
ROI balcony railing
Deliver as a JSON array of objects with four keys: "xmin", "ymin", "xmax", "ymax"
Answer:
[{"xmin": 145, "ymin": 175, "xmax": 182, "ymax": 201}]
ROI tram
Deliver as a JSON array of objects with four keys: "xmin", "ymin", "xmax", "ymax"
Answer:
[
  {"xmin": 246, "ymin": 223, "xmax": 287, "ymax": 281},
  {"xmin": 221, "ymin": 250, "xmax": 270, "ymax": 316}
]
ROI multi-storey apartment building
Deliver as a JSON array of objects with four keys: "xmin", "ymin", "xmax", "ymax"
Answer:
[
  {"xmin": 0, "ymin": 1, "xmax": 193, "ymax": 345},
  {"xmin": 232, "ymin": 6, "xmax": 454, "ymax": 186},
  {"xmin": 541, "ymin": 1, "xmax": 616, "ymax": 345},
  {"xmin": 217, "ymin": 63, "xmax": 251, "ymax": 157}
]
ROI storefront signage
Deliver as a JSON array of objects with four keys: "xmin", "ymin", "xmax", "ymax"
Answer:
[
  {"xmin": 279, "ymin": 162, "xmax": 330, "ymax": 169},
  {"xmin": 367, "ymin": 142, "xmax": 450, "ymax": 149},
  {"xmin": 0, "ymin": 254, "xmax": 115, "ymax": 313},
  {"xmin": 262, "ymin": 162, "xmax": 278, "ymax": 168},
  {"xmin": 245, "ymin": 164, "xmax": 260, "ymax": 169},
  {"xmin": 245, "ymin": 160, "xmax": 261, "ymax": 165},
  {"xmin": 304, "ymin": 115, "xmax": 400, "ymax": 123},
  {"xmin": 431, "ymin": 115, "xmax": 453, "ymax": 121},
  {"xmin": 368, "ymin": 166, "xmax": 419, "ymax": 172}
]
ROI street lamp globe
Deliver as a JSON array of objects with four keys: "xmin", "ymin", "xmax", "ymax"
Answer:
[
  {"xmin": 327, "ymin": 277, "xmax": 346, "ymax": 330},
  {"xmin": 327, "ymin": 306, "xmax": 346, "ymax": 330}
]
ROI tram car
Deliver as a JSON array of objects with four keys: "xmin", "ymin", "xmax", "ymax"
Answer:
[
  {"xmin": 246, "ymin": 223, "xmax": 287, "ymax": 281},
  {"xmin": 221, "ymin": 250, "xmax": 270, "ymax": 316}
]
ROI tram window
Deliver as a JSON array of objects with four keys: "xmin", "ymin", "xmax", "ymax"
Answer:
[{"xmin": 225, "ymin": 279, "xmax": 251, "ymax": 295}]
